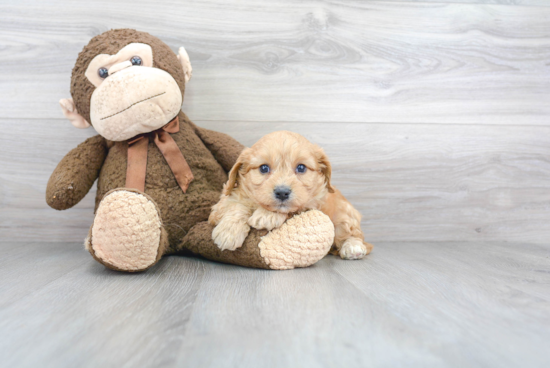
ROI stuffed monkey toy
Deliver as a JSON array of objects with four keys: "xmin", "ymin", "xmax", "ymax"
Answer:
[{"xmin": 46, "ymin": 29, "xmax": 334, "ymax": 272}]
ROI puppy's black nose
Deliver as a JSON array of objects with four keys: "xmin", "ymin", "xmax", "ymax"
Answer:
[{"xmin": 274, "ymin": 186, "xmax": 291, "ymax": 201}]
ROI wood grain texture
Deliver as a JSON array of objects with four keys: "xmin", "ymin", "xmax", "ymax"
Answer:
[
  {"xmin": 2, "ymin": 1, "xmax": 548, "ymax": 243},
  {"xmin": 1, "ymin": 1, "xmax": 549, "ymax": 367},
  {"xmin": 0, "ymin": 1, "xmax": 549, "ymax": 124},
  {"xmin": 2, "ymin": 118, "xmax": 549, "ymax": 244},
  {"xmin": 201, "ymin": 121, "xmax": 550, "ymax": 244},
  {"xmin": 382, "ymin": 0, "xmax": 550, "ymax": 5},
  {"xmin": 0, "ymin": 241, "xmax": 548, "ymax": 367}
]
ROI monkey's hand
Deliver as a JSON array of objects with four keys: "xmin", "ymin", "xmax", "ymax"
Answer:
[
  {"xmin": 46, "ymin": 135, "xmax": 107, "ymax": 210},
  {"xmin": 247, "ymin": 207, "xmax": 288, "ymax": 231}
]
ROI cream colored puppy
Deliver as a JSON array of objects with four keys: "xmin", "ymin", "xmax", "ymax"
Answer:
[{"xmin": 209, "ymin": 131, "xmax": 373, "ymax": 260}]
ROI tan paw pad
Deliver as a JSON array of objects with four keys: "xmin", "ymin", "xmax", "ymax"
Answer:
[
  {"xmin": 90, "ymin": 190, "xmax": 162, "ymax": 271},
  {"xmin": 258, "ymin": 210, "xmax": 334, "ymax": 270}
]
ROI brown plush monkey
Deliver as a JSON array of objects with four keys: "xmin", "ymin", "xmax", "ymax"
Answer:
[{"xmin": 47, "ymin": 29, "xmax": 334, "ymax": 272}]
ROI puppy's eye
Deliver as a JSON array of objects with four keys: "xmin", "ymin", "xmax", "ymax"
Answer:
[
  {"xmin": 259, "ymin": 164, "xmax": 270, "ymax": 174},
  {"xmin": 296, "ymin": 164, "xmax": 307, "ymax": 173},
  {"xmin": 98, "ymin": 67, "xmax": 109, "ymax": 79},
  {"xmin": 130, "ymin": 56, "xmax": 142, "ymax": 66}
]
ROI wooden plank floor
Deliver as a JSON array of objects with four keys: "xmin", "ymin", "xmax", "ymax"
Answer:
[
  {"xmin": 1, "ymin": 1, "xmax": 550, "ymax": 367},
  {"xmin": 0, "ymin": 241, "xmax": 548, "ymax": 368}
]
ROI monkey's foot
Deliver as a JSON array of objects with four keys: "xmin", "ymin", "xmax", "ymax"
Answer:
[
  {"xmin": 258, "ymin": 210, "xmax": 335, "ymax": 270},
  {"xmin": 86, "ymin": 188, "xmax": 167, "ymax": 272}
]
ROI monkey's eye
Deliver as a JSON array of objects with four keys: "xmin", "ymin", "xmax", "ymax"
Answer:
[
  {"xmin": 98, "ymin": 67, "xmax": 109, "ymax": 79},
  {"xmin": 259, "ymin": 164, "xmax": 270, "ymax": 174},
  {"xmin": 130, "ymin": 56, "xmax": 142, "ymax": 66},
  {"xmin": 296, "ymin": 164, "xmax": 307, "ymax": 173}
]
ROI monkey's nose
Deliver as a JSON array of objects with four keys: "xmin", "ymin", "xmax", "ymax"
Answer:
[
  {"xmin": 108, "ymin": 60, "xmax": 132, "ymax": 76},
  {"xmin": 274, "ymin": 186, "xmax": 292, "ymax": 201}
]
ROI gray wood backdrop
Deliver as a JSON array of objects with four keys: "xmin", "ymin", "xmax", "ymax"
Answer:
[{"xmin": 1, "ymin": 0, "xmax": 549, "ymax": 244}]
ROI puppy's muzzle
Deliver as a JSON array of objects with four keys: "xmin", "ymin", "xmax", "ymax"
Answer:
[{"xmin": 274, "ymin": 186, "xmax": 291, "ymax": 202}]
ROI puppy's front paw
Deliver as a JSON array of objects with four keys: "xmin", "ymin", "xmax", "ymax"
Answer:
[
  {"xmin": 339, "ymin": 238, "xmax": 371, "ymax": 260},
  {"xmin": 212, "ymin": 220, "xmax": 250, "ymax": 251},
  {"xmin": 247, "ymin": 207, "xmax": 288, "ymax": 231}
]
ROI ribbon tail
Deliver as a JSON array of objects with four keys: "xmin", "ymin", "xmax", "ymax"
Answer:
[
  {"xmin": 126, "ymin": 137, "xmax": 149, "ymax": 192},
  {"xmin": 154, "ymin": 131, "xmax": 194, "ymax": 193}
]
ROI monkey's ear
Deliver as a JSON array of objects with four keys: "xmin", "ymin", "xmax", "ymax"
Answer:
[
  {"xmin": 177, "ymin": 47, "xmax": 193, "ymax": 84},
  {"xmin": 59, "ymin": 98, "xmax": 90, "ymax": 129}
]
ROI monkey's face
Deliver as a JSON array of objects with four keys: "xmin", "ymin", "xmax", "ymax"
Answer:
[
  {"xmin": 85, "ymin": 43, "xmax": 182, "ymax": 141},
  {"xmin": 64, "ymin": 29, "xmax": 192, "ymax": 141}
]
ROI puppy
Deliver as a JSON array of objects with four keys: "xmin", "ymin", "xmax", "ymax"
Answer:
[{"xmin": 209, "ymin": 131, "xmax": 373, "ymax": 260}]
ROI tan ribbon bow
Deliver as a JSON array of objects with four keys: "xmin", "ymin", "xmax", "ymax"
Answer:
[{"xmin": 126, "ymin": 116, "xmax": 194, "ymax": 193}]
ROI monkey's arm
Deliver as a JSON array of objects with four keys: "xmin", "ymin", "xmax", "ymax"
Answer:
[
  {"xmin": 189, "ymin": 122, "xmax": 245, "ymax": 173},
  {"xmin": 46, "ymin": 135, "xmax": 108, "ymax": 210}
]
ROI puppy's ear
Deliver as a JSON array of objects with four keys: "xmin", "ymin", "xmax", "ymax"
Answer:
[
  {"xmin": 223, "ymin": 148, "xmax": 251, "ymax": 196},
  {"xmin": 316, "ymin": 147, "xmax": 335, "ymax": 193}
]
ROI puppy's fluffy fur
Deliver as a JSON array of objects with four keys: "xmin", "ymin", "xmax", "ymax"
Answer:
[{"xmin": 209, "ymin": 131, "xmax": 373, "ymax": 260}]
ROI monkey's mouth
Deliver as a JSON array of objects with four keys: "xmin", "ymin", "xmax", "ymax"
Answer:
[
  {"xmin": 100, "ymin": 92, "xmax": 166, "ymax": 120},
  {"xmin": 89, "ymin": 65, "xmax": 183, "ymax": 142}
]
